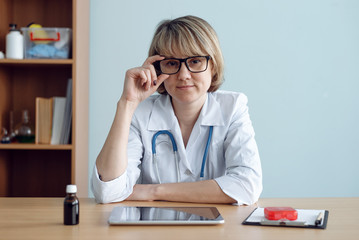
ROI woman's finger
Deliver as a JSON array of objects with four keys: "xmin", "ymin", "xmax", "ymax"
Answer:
[
  {"xmin": 147, "ymin": 64, "xmax": 158, "ymax": 85},
  {"xmin": 144, "ymin": 69, "xmax": 152, "ymax": 90},
  {"xmin": 157, "ymin": 73, "xmax": 169, "ymax": 85},
  {"xmin": 143, "ymin": 57, "xmax": 163, "ymax": 86},
  {"xmin": 143, "ymin": 55, "xmax": 165, "ymax": 66},
  {"xmin": 139, "ymin": 70, "xmax": 148, "ymax": 86}
]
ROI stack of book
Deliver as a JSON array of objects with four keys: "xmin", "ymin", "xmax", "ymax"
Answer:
[{"xmin": 35, "ymin": 79, "xmax": 72, "ymax": 144}]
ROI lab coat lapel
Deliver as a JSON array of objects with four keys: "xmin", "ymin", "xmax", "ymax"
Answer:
[
  {"xmin": 185, "ymin": 93, "xmax": 225, "ymax": 153},
  {"xmin": 147, "ymin": 94, "xmax": 177, "ymax": 131},
  {"xmin": 147, "ymin": 94, "xmax": 192, "ymax": 174}
]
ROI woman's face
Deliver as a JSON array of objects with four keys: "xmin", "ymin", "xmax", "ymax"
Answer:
[{"xmin": 163, "ymin": 54, "xmax": 213, "ymax": 107}]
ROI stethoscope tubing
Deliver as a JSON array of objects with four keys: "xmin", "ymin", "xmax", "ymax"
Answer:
[
  {"xmin": 152, "ymin": 130, "xmax": 177, "ymax": 153},
  {"xmin": 152, "ymin": 130, "xmax": 180, "ymax": 183},
  {"xmin": 200, "ymin": 126, "xmax": 213, "ymax": 179},
  {"xmin": 151, "ymin": 126, "xmax": 213, "ymax": 183}
]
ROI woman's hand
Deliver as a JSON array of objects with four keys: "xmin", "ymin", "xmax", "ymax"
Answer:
[
  {"xmin": 121, "ymin": 55, "xmax": 169, "ymax": 104},
  {"xmin": 126, "ymin": 184, "xmax": 158, "ymax": 201},
  {"xmin": 96, "ymin": 56, "xmax": 168, "ymax": 182}
]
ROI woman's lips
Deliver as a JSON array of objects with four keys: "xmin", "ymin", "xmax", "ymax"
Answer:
[{"xmin": 177, "ymin": 85, "xmax": 194, "ymax": 89}]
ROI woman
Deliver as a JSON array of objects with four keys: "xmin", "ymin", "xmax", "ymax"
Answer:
[{"xmin": 92, "ymin": 15, "xmax": 262, "ymax": 205}]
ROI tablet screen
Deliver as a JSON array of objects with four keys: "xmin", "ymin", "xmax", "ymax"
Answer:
[{"xmin": 108, "ymin": 206, "xmax": 224, "ymax": 225}]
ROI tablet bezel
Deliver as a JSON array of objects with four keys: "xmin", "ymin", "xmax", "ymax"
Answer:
[{"xmin": 108, "ymin": 206, "xmax": 225, "ymax": 225}]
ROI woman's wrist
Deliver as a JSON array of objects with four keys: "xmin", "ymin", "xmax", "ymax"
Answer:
[
  {"xmin": 117, "ymin": 96, "xmax": 139, "ymax": 114},
  {"xmin": 151, "ymin": 184, "xmax": 163, "ymax": 201}
]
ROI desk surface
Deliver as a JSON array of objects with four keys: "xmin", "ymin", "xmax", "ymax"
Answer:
[{"xmin": 1, "ymin": 197, "xmax": 358, "ymax": 240}]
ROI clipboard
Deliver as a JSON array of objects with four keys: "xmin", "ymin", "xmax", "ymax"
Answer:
[{"xmin": 242, "ymin": 207, "xmax": 329, "ymax": 229}]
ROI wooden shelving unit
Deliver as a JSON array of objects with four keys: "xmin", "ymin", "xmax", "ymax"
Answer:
[
  {"xmin": 0, "ymin": 144, "xmax": 73, "ymax": 150},
  {"xmin": 0, "ymin": 0, "xmax": 89, "ymax": 197},
  {"xmin": 0, "ymin": 59, "xmax": 73, "ymax": 65}
]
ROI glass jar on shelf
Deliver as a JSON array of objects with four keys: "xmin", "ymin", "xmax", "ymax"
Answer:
[{"xmin": 14, "ymin": 110, "xmax": 35, "ymax": 143}]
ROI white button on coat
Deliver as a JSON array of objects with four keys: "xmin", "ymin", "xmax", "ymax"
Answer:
[{"xmin": 92, "ymin": 91, "xmax": 263, "ymax": 205}]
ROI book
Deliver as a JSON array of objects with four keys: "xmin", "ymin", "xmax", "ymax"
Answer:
[
  {"xmin": 35, "ymin": 97, "xmax": 53, "ymax": 144},
  {"xmin": 60, "ymin": 78, "xmax": 72, "ymax": 144},
  {"xmin": 35, "ymin": 79, "xmax": 72, "ymax": 145},
  {"xmin": 50, "ymin": 97, "xmax": 66, "ymax": 145}
]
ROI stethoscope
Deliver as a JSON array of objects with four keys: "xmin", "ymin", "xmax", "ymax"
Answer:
[{"xmin": 151, "ymin": 126, "xmax": 213, "ymax": 184}]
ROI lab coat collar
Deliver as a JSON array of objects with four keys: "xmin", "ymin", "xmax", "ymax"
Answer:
[
  {"xmin": 147, "ymin": 93, "xmax": 225, "ymax": 131},
  {"xmin": 147, "ymin": 94, "xmax": 177, "ymax": 131},
  {"xmin": 199, "ymin": 93, "xmax": 225, "ymax": 127}
]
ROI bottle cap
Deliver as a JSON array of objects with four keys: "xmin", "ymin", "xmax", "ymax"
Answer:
[
  {"xmin": 9, "ymin": 23, "xmax": 19, "ymax": 31},
  {"xmin": 66, "ymin": 184, "xmax": 77, "ymax": 193}
]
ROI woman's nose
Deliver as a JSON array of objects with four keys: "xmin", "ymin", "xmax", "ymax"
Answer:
[{"xmin": 177, "ymin": 62, "xmax": 191, "ymax": 80}]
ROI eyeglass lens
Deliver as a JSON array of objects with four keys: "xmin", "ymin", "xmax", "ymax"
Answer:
[{"xmin": 159, "ymin": 56, "xmax": 209, "ymax": 75}]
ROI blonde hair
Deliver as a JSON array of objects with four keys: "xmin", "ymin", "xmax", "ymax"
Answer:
[{"xmin": 148, "ymin": 15, "xmax": 224, "ymax": 94}]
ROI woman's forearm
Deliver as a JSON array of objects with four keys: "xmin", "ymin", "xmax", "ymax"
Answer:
[
  {"xmin": 128, "ymin": 180, "xmax": 236, "ymax": 204},
  {"xmin": 95, "ymin": 98, "xmax": 138, "ymax": 182}
]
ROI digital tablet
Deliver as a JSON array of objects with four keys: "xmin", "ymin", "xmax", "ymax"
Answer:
[{"xmin": 108, "ymin": 206, "xmax": 225, "ymax": 225}]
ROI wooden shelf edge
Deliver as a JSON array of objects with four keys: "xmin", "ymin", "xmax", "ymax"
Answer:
[
  {"xmin": 0, "ymin": 144, "xmax": 73, "ymax": 150},
  {"xmin": 0, "ymin": 59, "xmax": 73, "ymax": 65}
]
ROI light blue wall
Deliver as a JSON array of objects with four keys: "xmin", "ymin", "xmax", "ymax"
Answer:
[{"xmin": 89, "ymin": 0, "xmax": 359, "ymax": 198}]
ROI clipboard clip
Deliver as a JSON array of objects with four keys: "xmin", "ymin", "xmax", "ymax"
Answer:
[{"xmin": 260, "ymin": 219, "xmax": 308, "ymax": 226}]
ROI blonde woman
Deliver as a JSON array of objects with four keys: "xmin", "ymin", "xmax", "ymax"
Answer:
[{"xmin": 92, "ymin": 15, "xmax": 262, "ymax": 205}]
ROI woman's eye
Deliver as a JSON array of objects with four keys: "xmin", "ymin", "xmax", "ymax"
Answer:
[
  {"xmin": 166, "ymin": 61, "xmax": 179, "ymax": 67},
  {"xmin": 190, "ymin": 58, "xmax": 202, "ymax": 64}
]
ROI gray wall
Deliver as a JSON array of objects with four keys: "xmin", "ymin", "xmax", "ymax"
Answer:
[{"xmin": 89, "ymin": 0, "xmax": 359, "ymax": 198}]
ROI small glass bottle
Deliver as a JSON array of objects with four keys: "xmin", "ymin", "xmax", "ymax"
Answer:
[
  {"xmin": 14, "ymin": 110, "xmax": 35, "ymax": 143},
  {"xmin": 64, "ymin": 184, "xmax": 79, "ymax": 225},
  {"xmin": 1, "ymin": 128, "xmax": 11, "ymax": 144}
]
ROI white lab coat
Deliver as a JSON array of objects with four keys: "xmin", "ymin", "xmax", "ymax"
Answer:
[{"xmin": 92, "ymin": 90, "xmax": 262, "ymax": 205}]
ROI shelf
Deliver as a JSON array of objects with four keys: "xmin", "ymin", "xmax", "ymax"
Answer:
[
  {"xmin": 0, "ymin": 143, "xmax": 72, "ymax": 150},
  {"xmin": 0, "ymin": 59, "xmax": 73, "ymax": 65},
  {"xmin": 0, "ymin": 0, "xmax": 89, "ymax": 197}
]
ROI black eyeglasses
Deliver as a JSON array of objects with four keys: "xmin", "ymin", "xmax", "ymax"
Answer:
[{"xmin": 154, "ymin": 56, "xmax": 211, "ymax": 75}]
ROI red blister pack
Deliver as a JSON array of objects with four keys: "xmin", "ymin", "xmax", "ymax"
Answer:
[{"xmin": 264, "ymin": 207, "xmax": 298, "ymax": 221}]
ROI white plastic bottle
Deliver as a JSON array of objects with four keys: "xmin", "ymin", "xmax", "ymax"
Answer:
[{"xmin": 6, "ymin": 24, "xmax": 24, "ymax": 59}]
